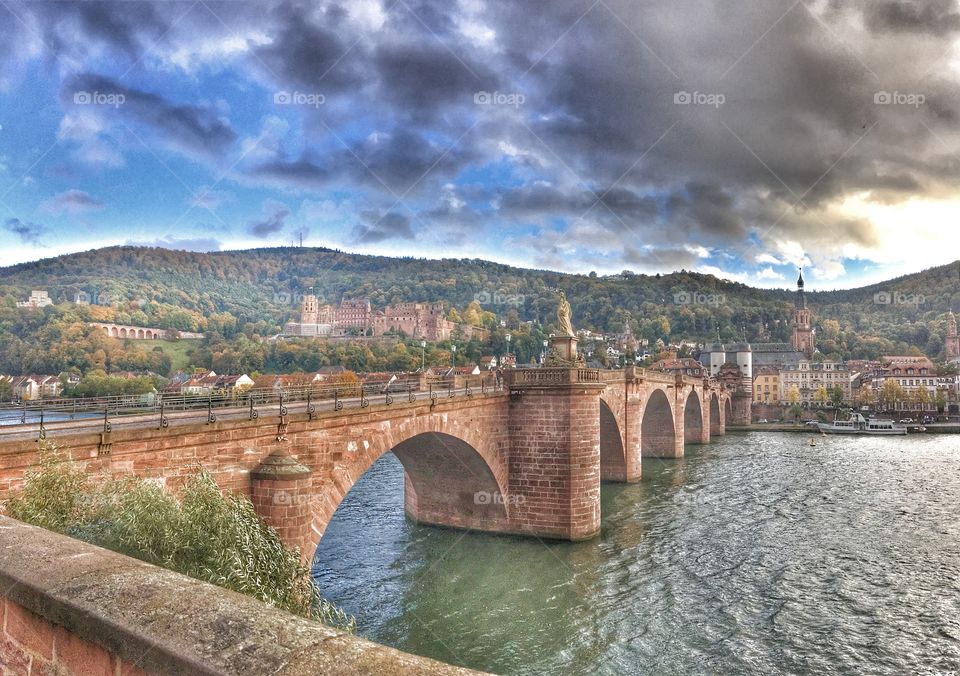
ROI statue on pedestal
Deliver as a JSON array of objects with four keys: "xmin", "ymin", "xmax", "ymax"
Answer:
[
  {"xmin": 546, "ymin": 289, "xmax": 583, "ymax": 367},
  {"xmin": 557, "ymin": 290, "xmax": 574, "ymax": 337}
]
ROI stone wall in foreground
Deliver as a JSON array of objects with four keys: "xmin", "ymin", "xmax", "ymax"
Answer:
[{"xmin": 0, "ymin": 517, "xmax": 480, "ymax": 675}]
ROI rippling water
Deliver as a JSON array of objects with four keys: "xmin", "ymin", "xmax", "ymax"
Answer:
[{"xmin": 312, "ymin": 432, "xmax": 960, "ymax": 675}]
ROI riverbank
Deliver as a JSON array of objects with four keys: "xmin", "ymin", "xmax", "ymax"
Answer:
[{"xmin": 733, "ymin": 423, "xmax": 960, "ymax": 433}]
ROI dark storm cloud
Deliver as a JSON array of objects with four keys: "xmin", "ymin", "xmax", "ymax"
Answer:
[
  {"xmin": 247, "ymin": 128, "xmax": 475, "ymax": 193},
  {"xmin": 6, "ymin": 0, "xmax": 959, "ymax": 272},
  {"xmin": 248, "ymin": 203, "xmax": 290, "ymax": 238},
  {"xmin": 42, "ymin": 190, "xmax": 104, "ymax": 215},
  {"xmin": 62, "ymin": 74, "xmax": 237, "ymax": 160},
  {"xmin": 622, "ymin": 246, "xmax": 702, "ymax": 271},
  {"xmin": 498, "ymin": 184, "xmax": 588, "ymax": 216},
  {"xmin": 5, "ymin": 218, "xmax": 44, "ymax": 245},
  {"xmin": 351, "ymin": 210, "xmax": 415, "ymax": 243},
  {"xmin": 344, "ymin": 129, "xmax": 478, "ymax": 194},
  {"xmin": 664, "ymin": 183, "xmax": 744, "ymax": 240},
  {"xmin": 22, "ymin": 0, "xmax": 169, "ymax": 62},
  {"xmin": 863, "ymin": 0, "xmax": 960, "ymax": 35},
  {"xmin": 249, "ymin": 155, "xmax": 336, "ymax": 190},
  {"xmin": 253, "ymin": 3, "xmax": 365, "ymax": 93},
  {"xmin": 372, "ymin": 42, "xmax": 494, "ymax": 119}
]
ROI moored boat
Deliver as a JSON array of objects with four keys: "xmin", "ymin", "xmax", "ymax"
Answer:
[{"xmin": 816, "ymin": 413, "xmax": 907, "ymax": 435}]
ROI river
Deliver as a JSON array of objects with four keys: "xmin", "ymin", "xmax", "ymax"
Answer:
[{"xmin": 312, "ymin": 432, "xmax": 960, "ymax": 675}]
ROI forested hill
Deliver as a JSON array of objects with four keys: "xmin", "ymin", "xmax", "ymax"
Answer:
[{"xmin": 1, "ymin": 246, "xmax": 958, "ymax": 357}]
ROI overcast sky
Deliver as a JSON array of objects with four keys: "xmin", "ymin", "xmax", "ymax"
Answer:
[{"xmin": 0, "ymin": 0, "xmax": 958, "ymax": 288}]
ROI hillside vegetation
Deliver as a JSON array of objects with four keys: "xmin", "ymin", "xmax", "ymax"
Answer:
[{"xmin": 0, "ymin": 246, "xmax": 957, "ymax": 376}]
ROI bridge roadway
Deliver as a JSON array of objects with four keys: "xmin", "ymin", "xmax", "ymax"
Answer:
[{"xmin": 0, "ymin": 386, "xmax": 493, "ymax": 443}]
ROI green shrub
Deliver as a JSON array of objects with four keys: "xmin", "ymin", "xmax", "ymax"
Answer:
[{"xmin": 6, "ymin": 443, "xmax": 354, "ymax": 632}]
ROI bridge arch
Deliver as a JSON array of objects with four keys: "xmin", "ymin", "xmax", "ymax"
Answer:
[
  {"xmin": 599, "ymin": 398, "xmax": 626, "ymax": 481},
  {"xmin": 683, "ymin": 390, "xmax": 705, "ymax": 444},
  {"xmin": 641, "ymin": 388, "xmax": 676, "ymax": 458},
  {"xmin": 307, "ymin": 415, "xmax": 509, "ymax": 559},
  {"xmin": 109, "ymin": 326, "xmax": 118, "ymax": 337}
]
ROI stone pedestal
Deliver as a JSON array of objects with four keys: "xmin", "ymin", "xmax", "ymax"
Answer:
[
  {"xmin": 250, "ymin": 452, "xmax": 313, "ymax": 562},
  {"xmin": 546, "ymin": 335, "xmax": 581, "ymax": 366}
]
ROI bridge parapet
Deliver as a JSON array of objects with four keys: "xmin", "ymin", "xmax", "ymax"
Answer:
[
  {"xmin": 505, "ymin": 367, "xmax": 601, "ymax": 389},
  {"xmin": 0, "ymin": 517, "xmax": 475, "ymax": 674},
  {"xmin": 601, "ymin": 367, "xmax": 677, "ymax": 385}
]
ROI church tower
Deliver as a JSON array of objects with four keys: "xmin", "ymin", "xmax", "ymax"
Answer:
[
  {"xmin": 790, "ymin": 268, "xmax": 815, "ymax": 359},
  {"xmin": 946, "ymin": 310, "xmax": 959, "ymax": 363}
]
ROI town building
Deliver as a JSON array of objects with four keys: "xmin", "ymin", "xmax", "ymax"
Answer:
[
  {"xmin": 753, "ymin": 366, "xmax": 780, "ymax": 404},
  {"xmin": 16, "ymin": 290, "xmax": 53, "ymax": 309},
  {"xmin": 2, "ymin": 375, "xmax": 62, "ymax": 400},
  {"xmin": 652, "ymin": 355, "xmax": 705, "ymax": 377},
  {"xmin": 779, "ymin": 360, "xmax": 850, "ymax": 404},
  {"xmin": 868, "ymin": 355, "xmax": 938, "ymax": 410}
]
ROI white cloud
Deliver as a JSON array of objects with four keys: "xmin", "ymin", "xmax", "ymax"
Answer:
[
  {"xmin": 684, "ymin": 244, "xmax": 711, "ymax": 259},
  {"xmin": 771, "ymin": 241, "xmax": 812, "ymax": 269},
  {"xmin": 754, "ymin": 253, "xmax": 783, "ymax": 265},
  {"xmin": 811, "ymin": 260, "xmax": 846, "ymax": 280},
  {"xmin": 756, "ymin": 266, "xmax": 785, "ymax": 280},
  {"xmin": 167, "ymin": 32, "xmax": 272, "ymax": 73}
]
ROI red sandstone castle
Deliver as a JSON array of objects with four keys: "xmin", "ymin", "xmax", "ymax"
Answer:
[{"xmin": 284, "ymin": 296, "xmax": 486, "ymax": 342}]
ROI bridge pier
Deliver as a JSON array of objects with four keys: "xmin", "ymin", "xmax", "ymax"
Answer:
[
  {"xmin": 250, "ymin": 452, "xmax": 314, "ymax": 561},
  {"xmin": 505, "ymin": 369, "xmax": 604, "ymax": 540},
  {"xmin": 730, "ymin": 392, "xmax": 752, "ymax": 427}
]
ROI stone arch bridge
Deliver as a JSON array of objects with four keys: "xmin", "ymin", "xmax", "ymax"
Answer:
[
  {"xmin": 0, "ymin": 368, "xmax": 735, "ymax": 561},
  {"xmin": 89, "ymin": 322, "xmax": 205, "ymax": 340}
]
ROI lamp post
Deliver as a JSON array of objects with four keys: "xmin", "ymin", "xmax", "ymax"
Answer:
[
  {"xmin": 420, "ymin": 340, "xmax": 426, "ymax": 371},
  {"xmin": 451, "ymin": 344, "xmax": 457, "ymax": 368},
  {"xmin": 505, "ymin": 333, "xmax": 511, "ymax": 369},
  {"xmin": 541, "ymin": 339, "xmax": 548, "ymax": 367}
]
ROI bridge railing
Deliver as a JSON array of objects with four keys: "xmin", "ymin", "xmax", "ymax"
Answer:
[
  {"xmin": 505, "ymin": 367, "xmax": 601, "ymax": 387},
  {"xmin": 0, "ymin": 374, "xmax": 504, "ymax": 431}
]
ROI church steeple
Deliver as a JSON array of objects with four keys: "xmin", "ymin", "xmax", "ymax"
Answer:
[
  {"xmin": 791, "ymin": 266, "xmax": 814, "ymax": 358},
  {"xmin": 947, "ymin": 308, "xmax": 959, "ymax": 362},
  {"xmin": 795, "ymin": 267, "xmax": 806, "ymax": 309}
]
